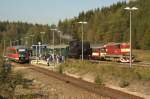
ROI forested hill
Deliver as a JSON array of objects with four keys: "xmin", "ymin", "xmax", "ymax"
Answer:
[
  {"xmin": 0, "ymin": 22, "xmax": 58, "ymax": 47},
  {"xmin": 0, "ymin": 0, "xmax": 150, "ymax": 50},
  {"xmin": 58, "ymin": 0, "xmax": 150, "ymax": 49}
]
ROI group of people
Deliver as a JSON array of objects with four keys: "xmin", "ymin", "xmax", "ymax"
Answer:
[{"xmin": 44, "ymin": 54, "xmax": 65, "ymax": 66}]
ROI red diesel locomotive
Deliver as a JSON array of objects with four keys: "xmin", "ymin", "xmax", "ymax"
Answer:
[
  {"xmin": 6, "ymin": 46, "xmax": 30, "ymax": 63},
  {"xmin": 91, "ymin": 43, "xmax": 133, "ymax": 62}
]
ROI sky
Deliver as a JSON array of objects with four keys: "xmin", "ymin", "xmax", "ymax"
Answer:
[{"xmin": 0, "ymin": 0, "xmax": 125, "ymax": 25}]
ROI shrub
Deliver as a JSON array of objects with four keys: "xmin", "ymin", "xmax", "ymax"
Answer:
[
  {"xmin": 134, "ymin": 68, "xmax": 150, "ymax": 81},
  {"xmin": 119, "ymin": 79, "xmax": 130, "ymax": 88},
  {"xmin": 135, "ymin": 71, "xmax": 142, "ymax": 80},
  {"xmin": 0, "ymin": 58, "xmax": 32, "ymax": 98},
  {"xmin": 58, "ymin": 65, "xmax": 63, "ymax": 74},
  {"xmin": 94, "ymin": 75, "xmax": 104, "ymax": 86}
]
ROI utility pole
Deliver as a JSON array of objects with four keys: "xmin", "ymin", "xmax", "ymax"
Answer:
[
  {"xmin": 58, "ymin": 30, "xmax": 62, "ymax": 56},
  {"xmin": 3, "ymin": 40, "xmax": 5, "ymax": 57},
  {"xmin": 50, "ymin": 28, "xmax": 57, "ymax": 67},
  {"xmin": 10, "ymin": 40, "xmax": 12, "ymax": 47}
]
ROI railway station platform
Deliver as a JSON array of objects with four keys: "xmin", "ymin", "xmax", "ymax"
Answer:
[{"xmin": 30, "ymin": 59, "xmax": 61, "ymax": 71}]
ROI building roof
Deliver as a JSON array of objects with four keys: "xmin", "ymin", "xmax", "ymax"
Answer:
[
  {"xmin": 90, "ymin": 44, "xmax": 105, "ymax": 49},
  {"xmin": 47, "ymin": 44, "xmax": 69, "ymax": 49},
  {"xmin": 8, "ymin": 45, "xmax": 27, "ymax": 49}
]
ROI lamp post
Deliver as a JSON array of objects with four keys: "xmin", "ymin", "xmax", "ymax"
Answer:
[
  {"xmin": 38, "ymin": 42, "xmax": 41, "ymax": 59},
  {"xmin": 16, "ymin": 40, "xmax": 19, "ymax": 45},
  {"xmin": 40, "ymin": 32, "xmax": 45, "ymax": 44},
  {"xmin": 58, "ymin": 30, "xmax": 62, "ymax": 56},
  {"xmin": 51, "ymin": 28, "xmax": 57, "ymax": 67},
  {"xmin": 78, "ymin": 21, "xmax": 87, "ymax": 61},
  {"xmin": 24, "ymin": 36, "xmax": 29, "ymax": 47},
  {"xmin": 20, "ymin": 38, "xmax": 23, "ymax": 45},
  {"xmin": 36, "ymin": 45, "xmax": 38, "ymax": 63},
  {"xmin": 12, "ymin": 40, "xmax": 14, "ymax": 46},
  {"xmin": 50, "ymin": 29, "xmax": 57, "ymax": 56},
  {"xmin": 124, "ymin": 7, "xmax": 138, "ymax": 68},
  {"xmin": 12, "ymin": 40, "xmax": 19, "ymax": 46},
  {"xmin": 30, "ymin": 35, "xmax": 34, "ymax": 46},
  {"xmin": 40, "ymin": 32, "xmax": 45, "ymax": 56},
  {"xmin": 3, "ymin": 40, "xmax": 5, "ymax": 57},
  {"xmin": 10, "ymin": 40, "xmax": 12, "ymax": 47}
]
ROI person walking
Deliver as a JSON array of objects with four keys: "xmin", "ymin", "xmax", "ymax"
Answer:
[{"xmin": 46, "ymin": 57, "xmax": 50, "ymax": 66}]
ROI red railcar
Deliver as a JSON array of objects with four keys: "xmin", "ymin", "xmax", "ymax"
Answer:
[
  {"xmin": 104, "ymin": 43, "xmax": 130, "ymax": 55},
  {"xmin": 91, "ymin": 43, "xmax": 133, "ymax": 62},
  {"xmin": 6, "ymin": 46, "xmax": 30, "ymax": 63}
]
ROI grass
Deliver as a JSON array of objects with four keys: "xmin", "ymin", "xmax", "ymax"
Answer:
[
  {"xmin": 19, "ymin": 49, "xmax": 150, "ymax": 85},
  {"xmin": 94, "ymin": 74, "xmax": 104, "ymax": 86},
  {"xmin": 61, "ymin": 59, "xmax": 150, "ymax": 88},
  {"xmin": 133, "ymin": 49, "xmax": 150, "ymax": 62}
]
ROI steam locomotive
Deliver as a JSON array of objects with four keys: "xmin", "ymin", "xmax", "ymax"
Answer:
[{"xmin": 68, "ymin": 40, "xmax": 92, "ymax": 59}]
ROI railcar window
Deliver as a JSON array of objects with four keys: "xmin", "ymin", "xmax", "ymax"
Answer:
[
  {"xmin": 116, "ymin": 44, "xmax": 120, "ymax": 49},
  {"xmin": 93, "ymin": 49, "xmax": 99, "ymax": 51},
  {"xmin": 100, "ymin": 48, "xmax": 106, "ymax": 52},
  {"xmin": 8, "ymin": 49, "xmax": 16, "ymax": 54}
]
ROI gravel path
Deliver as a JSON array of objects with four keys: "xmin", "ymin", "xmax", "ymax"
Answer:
[{"xmin": 14, "ymin": 66, "xmax": 108, "ymax": 99}]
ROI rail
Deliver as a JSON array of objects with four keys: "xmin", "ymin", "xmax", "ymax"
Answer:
[{"xmin": 14, "ymin": 63, "xmax": 144, "ymax": 99}]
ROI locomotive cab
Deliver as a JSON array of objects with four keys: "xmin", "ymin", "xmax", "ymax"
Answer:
[
  {"xmin": 17, "ymin": 48, "xmax": 29, "ymax": 63},
  {"xmin": 68, "ymin": 40, "xmax": 91, "ymax": 59}
]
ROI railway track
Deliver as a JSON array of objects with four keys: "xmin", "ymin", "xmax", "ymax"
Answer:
[
  {"xmin": 14, "ymin": 63, "xmax": 144, "ymax": 99},
  {"xmin": 89, "ymin": 59, "xmax": 150, "ymax": 68}
]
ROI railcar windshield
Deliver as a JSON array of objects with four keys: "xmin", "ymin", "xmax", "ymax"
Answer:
[
  {"xmin": 17, "ymin": 49, "xmax": 28, "ymax": 56},
  {"xmin": 19, "ymin": 52, "xmax": 26, "ymax": 57},
  {"xmin": 18, "ymin": 49, "xmax": 26, "ymax": 52},
  {"xmin": 19, "ymin": 51, "xmax": 27, "ymax": 54}
]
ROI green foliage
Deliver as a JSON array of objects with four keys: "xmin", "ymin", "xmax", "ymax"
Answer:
[
  {"xmin": 0, "ymin": 21, "xmax": 60, "ymax": 47},
  {"xmin": 21, "ymin": 95, "xmax": 33, "ymax": 99},
  {"xmin": 58, "ymin": 65, "xmax": 63, "ymax": 74},
  {"xmin": 0, "ymin": 59, "xmax": 32, "ymax": 98},
  {"xmin": 134, "ymin": 67, "xmax": 150, "ymax": 81},
  {"xmin": 119, "ymin": 79, "xmax": 130, "ymax": 88},
  {"xmin": 58, "ymin": 0, "xmax": 150, "ymax": 49},
  {"xmin": 0, "ymin": 0, "xmax": 150, "ymax": 49},
  {"xmin": 94, "ymin": 75, "xmax": 104, "ymax": 86},
  {"xmin": 133, "ymin": 50, "xmax": 150, "ymax": 62},
  {"xmin": 1, "ymin": 0, "xmax": 150, "ymax": 49},
  {"xmin": 62, "ymin": 59, "xmax": 150, "ymax": 89}
]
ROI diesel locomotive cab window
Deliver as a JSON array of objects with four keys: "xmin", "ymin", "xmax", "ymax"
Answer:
[
  {"xmin": 18, "ymin": 49, "xmax": 26, "ymax": 52},
  {"xmin": 18, "ymin": 49, "xmax": 27, "ymax": 55},
  {"xmin": 19, "ymin": 51, "xmax": 27, "ymax": 58}
]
